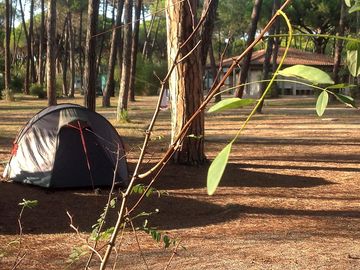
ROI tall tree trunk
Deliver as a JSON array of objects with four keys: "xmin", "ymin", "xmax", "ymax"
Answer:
[
  {"xmin": 116, "ymin": 28, "xmax": 124, "ymax": 97},
  {"xmin": 333, "ymin": 1, "xmax": 345, "ymax": 84},
  {"xmin": 117, "ymin": 0, "xmax": 132, "ymax": 121},
  {"xmin": 234, "ymin": 0, "xmax": 263, "ymax": 98},
  {"xmin": 271, "ymin": 0, "xmax": 281, "ymax": 98},
  {"xmin": 148, "ymin": 16, "xmax": 161, "ymax": 59},
  {"xmin": 200, "ymin": 0, "xmax": 218, "ymax": 67},
  {"xmin": 199, "ymin": 0, "xmax": 219, "ymax": 102},
  {"xmin": 29, "ymin": 0, "xmax": 36, "ymax": 84},
  {"xmin": 142, "ymin": 0, "xmax": 159, "ymax": 59},
  {"xmin": 166, "ymin": 0, "xmax": 206, "ymax": 165},
  {"xmin": 62, "ymin": 17, "xmax": 69, "ymax": 97},
  {"xmin": 4, "ymin": 0, "xmax": 12, "ymax": 100},
  {"xmin": 84, "ymin": 0, "xmax": 100, "ymax": 111},
  {"xmin": 103, "ymin": 0, "xmax": 124, "ymax": 107},
  {"xmin": 46, "ymin": 0, "xmax": 57, "ymax": 106},
  {"xmin": 129, "ymin": 0, "xmax": 142, "ymax": 102},
  {"xmin": 19, "ymin": 0, "xmax": 30, "ymax": 94},
  {"xmin": 257, "ymin": 0, "xmax": 278, "ymax": 113},
  {"xmin": 78, "ymin": 9, "xmax": 84, "ymax": 93},
  {"xmin": 38, "ymin": 0, "xmax": 45, "ymax": 85},
  {"xmin": 96, "ymin": 0, "xmax": 109, "ymax": 81},
  {"xmin": 209, "ymin": 41, "xmax": 221, "ymax": 102},
  {"xmin": 68, "ymin": 12, "xmax": 76, "ymax": 97}
]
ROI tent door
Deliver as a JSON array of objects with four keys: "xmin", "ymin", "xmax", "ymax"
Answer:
[{"xmin": 51, "ymin": 121, "xmax": 118, "ymax": 188}]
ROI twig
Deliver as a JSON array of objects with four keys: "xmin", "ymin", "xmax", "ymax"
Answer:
[
  {"xmin": 99, "ymin": 1, "xmax": 292, "ymax": 269},
  {"xmin": 164, "ymin": 240, "xmax": 182, "ymax": 270},
  {"xmin": 98, "ymin": 2, "xmax": 214, "ymax": 268},
  {"xmin": 138, "ymin": 0, "xmax": 293, "ymax": 180},
  {"xmin": 85, "ymin": 144, "xmax": 121, "ymax": 269},
  {"xmin": 11, "ymin": 253, "xmax": 26, "ymax": 270},
  {"xmin": 66, "ymin": 211, "xmax": 103, "ymax": 262},
  {"xmin": 128, "ymin": 213, "xmax": 149, "ymax": 270},
  {"xmin": 111, "ymin": 222, "xmax": 127, "ymax": 270},
  {"xmin": 12, "ymin": 205, "xmax": 26, "ymax": 270}
]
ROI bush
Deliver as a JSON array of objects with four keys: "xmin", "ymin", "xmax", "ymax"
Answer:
[
  {"xmin": 135, "ymin": 56, "xmax": 167, "ymax": 96},
  {"xmin": 30, "ymin": 83, "xmax": 46, "ymax": 99},
  {"xmin": 11, "ymin": 75, "xmax": 24, "ymax": 93}
]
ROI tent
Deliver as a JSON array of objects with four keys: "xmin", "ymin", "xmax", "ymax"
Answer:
[{"xmin": 3, "ymin": 104, "xmax": 128, "ymax": 188}]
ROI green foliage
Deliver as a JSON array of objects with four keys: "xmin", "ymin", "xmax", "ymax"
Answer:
[
  {"xmin": 11, "ymin": 75, "xmax": 24, "ymax": 93},
  {"xmin": 333, "ymin": 92, "xmax": 357, "ymax": 108},
  {"xmin": 18, "ymin": 199, "xmax": 38, "ymax": 209},
  {"xmin": 138, "ymin": 219, "xmax": 176, "ymax": 249},
  {"xmin": 66, "ymin": 245, "xmax": 88, "ymax": 264},
  {"xmin": 30, "ymin": 83, "xmax": 46, "ymax": 99},
  {"xmin": 347, "ymin": 0, "xmax": 360, "ymax": 13},
  {"xmin": 90, "ymin": 198, "xmax": 117, "ymax": 241},
  {"xmin": 207, "ymin": 143, "xmax": 232, "ymax": 195},
  {"xmin": 208, "ymin": 98, "xmax": 255, "ymax": 113},
  {"xmin": 346, "ymin": 41, "xmax": 360, "ymax": 77},
  {"xmin": 315, "ymin": 91, "xmax": 329, "ymax": 116},
  {"xmin": 135, "ymin": 56, "xmax": 167, "ymax": 96},
  {"xmin": 278, "ymin": 65, "xmax": 334, "ymax": 85},
  {"xmin": 131, "ymin": 184, "xmax": 167, "ymax": 198}
]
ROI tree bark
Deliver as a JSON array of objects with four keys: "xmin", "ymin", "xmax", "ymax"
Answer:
[
  {"xmin": 257, "ymin": 0, "xmax": 278, "ymax": 113},
  {"xmin": 103, "ymin": 0, "xmax": 124, "ymax": 107},
  {"xmin": 117, "ymin": 0, "xmax": 132, "ymax": 121},
  {"xmin": 46, "ymin": 0, "xmax": 57, "ymax": 106},
  {"xmin": 38, "ymin": 0, "xmax": 45, "ymax": 85},
  {"xmin": 209, "ymin": 41, "xmax": 221, "ymax": 102},
  {"xmin": 19, "ymin": 0, "xmax": 31, "ymax": 94},
  {"xmin": 78, "ymin": 9, "xmax": 84, "ymax": 93},
  {"xmin": 4, "ymin": 0, "xmax": 12, "ymax": 100},
  {"xmin": 62, "ymin": 17, "xmax": 69, "ymax": 97},
  {"xmin": 96, "ymin": 0, "xmax": 109, "ymax": 81},
  {"xmin": 234, "ymin": 0, "xmax": 263, "ymax": 98},
  {"xmin": 200, "ymin": 0, "xmax": 218, "ymax": 67},
  {"xmin": 142, "ymin": 0, "xmax": 159, "ymax": 59},
  {"xmin": 68, "ymin": 12, "xmax": 76, "ymax": 97},
  {"xmin": 129, "ymin": 0, "xmax": 142, "ymax": 102},
  {"xmin": 84, "ymin": 0, "xmax": 100, "ymax": 111},
  {"xmin": 29, "ymin": 0, "xmax": 36, "ymax": 84},
  {"xmin": 333, "ymin": 1, "xmax": 345, "ymax": 84},
  {"xmin": 166, "ymin": 0, "xmax": 206, "ymax": 165}
]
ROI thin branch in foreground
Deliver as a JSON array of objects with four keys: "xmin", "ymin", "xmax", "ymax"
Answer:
[
  {"xmin": 164, "ymin": 240, "xmax": 182, "ymax": 270},
  {"xmin": 128, "ymin": 214, "xmax": 149, "ymax": 270},
  {"xmin": 98, "ymin": 1, "xmax": 292, "ymax": 269}
]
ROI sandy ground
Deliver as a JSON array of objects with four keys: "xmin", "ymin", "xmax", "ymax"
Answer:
[{"xmin": 0, "ymin": 95, "xmax": 359, "ymax": 269}]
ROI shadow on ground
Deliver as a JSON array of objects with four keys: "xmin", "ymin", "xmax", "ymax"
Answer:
[
  {"xmin": 0, "ymin": 162, "xmax": 335, "ymax": 235},
  {"xmin": 151, "ymin": 163, "xmax": 333, "ymax": 190}
]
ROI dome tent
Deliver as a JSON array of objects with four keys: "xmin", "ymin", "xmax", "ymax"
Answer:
[{"xmin": 3, "ymin": 104, "xmax": 128, "ymax": 188}]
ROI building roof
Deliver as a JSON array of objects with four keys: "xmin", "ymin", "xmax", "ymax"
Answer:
[{"xmin": 221, "ymin": 47, "xmax": 334, "ymax": 68}]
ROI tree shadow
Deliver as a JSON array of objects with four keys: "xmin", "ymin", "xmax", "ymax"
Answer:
[
  {"xmin": 0, "ymin": 162, "xmax": 334, "ymax": 235},
  {"xmin": 149, "ymin": 163, "xmax": 333, "ymax": 190},
  {"xmin": 0, "ymin": 182, "xmax": 235, "ymax": 235}
]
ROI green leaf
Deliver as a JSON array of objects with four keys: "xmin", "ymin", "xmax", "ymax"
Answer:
[
  {"xmin": 207, "ymin": 143, "xmax": 232, "ymax": 195},
  {"xmin": 333, "ymin": 93, "xmax": 358, "ymax": 108},
  {"xmin": 347, "ymin": 49, "xmax": 360, "ymax": 77},
  {"xmin": 18, "ymin": 199, "xmax": 38, "ymax": 209},
  {"xmin": 345, "ymin": 0, "xmax": 352, "ymax": 7},
  {"xmin": 316, "ymin": 91, "xmax": 329, "ymax": 117},
  {"xmin": 109, "ymin": 198, "xmax": 116, "ymax": 208},
  {"xmin": 349, "ymin": 2, "xmax": 360, "ymax": 13},
  {"xmin": 208, "ymin": 98, "xmax": 255, "ymax": 113},
  {"xmin": 346, "ymin": 40, "xmax": 360, "ymax": 51},
  {"xmin": 278, "ymin": 65, "xmax": 334, "ymax": 85},
  {"xmin": 326, "ymin": 83, "xmax": 357, "ymax": 89}
]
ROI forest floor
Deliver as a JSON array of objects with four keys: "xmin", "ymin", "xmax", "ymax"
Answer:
[{"xmin": 0, "ymin": 94, "xmax": 359, "ymax": 270}]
